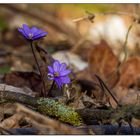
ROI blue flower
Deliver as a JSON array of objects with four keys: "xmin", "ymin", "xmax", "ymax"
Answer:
[
  {"xmin": 18, "ymin": 24, "xmax": 48, "ymax": 41},
  {"xmin": 48, "ymin": 60, "xmax": 71, "ymax": 88}
]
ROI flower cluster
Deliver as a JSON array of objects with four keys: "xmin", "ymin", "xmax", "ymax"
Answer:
[
  {"xmin": 18, "ymin": 24, "xmax": 71, "ymax": 90},
  {"xmin": 48, "ymin": 60, "xmax": 71, "ymax": 88}
]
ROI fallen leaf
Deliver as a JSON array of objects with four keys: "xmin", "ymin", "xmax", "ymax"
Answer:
[
  {"xmin": 0, "ymin": 84, "xmax": 36, "ymax": 97},
  {"xmin": 88, "ymin": 40, "xmax": 119, "ymax": 87},
  {"xmin": 3, "ymin": 71, "xmax": 44, "ymax": 96},
  {"xmin": 117, "ymin": 57, "xmax": 140, "ymax": 88},
  {"xmin": 109, "ymin": 86, "xmax": 140, "ymax": 108},
  {"xmin": 76, "ymin": 68, "xmax": 93, "ymax": 82},
  {"xmin": 0, "ymin": 113, "xmax": 24, "ymax": 129}
]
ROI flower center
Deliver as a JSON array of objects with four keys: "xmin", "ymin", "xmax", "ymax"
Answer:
[
  {"xmin": 54, "ymin": 72, "xmax": 59, "ymax": 77},
  {"xmin": 28, "ymin": 33, "xmax": 33, "ymax": 39}
]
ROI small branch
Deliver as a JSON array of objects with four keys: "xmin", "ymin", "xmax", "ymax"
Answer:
[
  {"xmin": 0, "ymin": 90, "xmax": 38, "ymax": 107},
  {"xmin": 77, "ymin": 104, "xmax": 140, "ymax": 125},
  {"xmin": 0, "ymin": 90, "xmax": 82, "ymax": 126},
  {"xmin": 16, "ymin": 103, "xmax": 85, "ymax": 134},
  {"xmin": 95, "ymin": 74, "xmax": 121, "ymax": 107},
  {"xmin": 1, "ymin": 89, "xmax": 140, "ymax": 128}
]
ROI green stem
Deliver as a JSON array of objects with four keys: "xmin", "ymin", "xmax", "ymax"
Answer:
[{"xmin": 30, "ymin": 42, "xmax": 46, "ymax": 97}]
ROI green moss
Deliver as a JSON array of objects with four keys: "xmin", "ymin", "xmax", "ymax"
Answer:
[{"xmin": 37, "ymin": 98, "xmax": 82, "ymax": 126}]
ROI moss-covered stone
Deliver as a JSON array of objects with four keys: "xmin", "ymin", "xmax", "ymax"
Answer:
[{"xmin": 37, "ymin": 98, "xmax": 82, "ymax": 126}]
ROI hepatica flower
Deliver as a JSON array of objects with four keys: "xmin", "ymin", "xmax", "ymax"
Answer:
[
  {"xmin": 18, "ymin": 24, "xmax": 48, "ymax": 41},
  {"xmin": 48, "ymin": 60, "xmax": 71, "ymax": 88}
]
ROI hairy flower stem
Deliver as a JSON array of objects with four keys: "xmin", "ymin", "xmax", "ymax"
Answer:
[
  {"xmin": 47, "ymin": 80, "xmax": 55, "ymax": 96},
  {"xmin": 30, "ymin": 42, "xmax": 46, "ymax": 97}
]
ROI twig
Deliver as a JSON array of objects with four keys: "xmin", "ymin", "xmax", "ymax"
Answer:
[
  {"xmin": 95, "ymin": 74, "xmax": 121, "ymax": 107},
  {"xmin": 0, "ymin": 90, "xmax": 38, "ymax": 107},
  {"xmin": 0, "ymin": 90, "xmax": 82, "ymax": 126},
  {"xmin": 77, "ymin": 104, "xmax": 140, "ymax": 125}
]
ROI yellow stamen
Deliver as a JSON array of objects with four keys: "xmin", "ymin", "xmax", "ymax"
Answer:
[{"xmin": 54, "ymin": 72, "xmax": 59, "ymax": 77}]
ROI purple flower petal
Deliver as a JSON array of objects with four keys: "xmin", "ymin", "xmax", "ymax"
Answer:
[
  {"xmin": 48, "ymin": 66, "xmax": 54, "ymax": 73},
  {"xmin": 18, "ymin": 28, "xmax": 25, "ymax": 35},
  {"xmin": 31, "ymin": 27, "xmax": 38, "ymax": 34},
  {"xmin": 54, "ymin": 78, "xmax": 62, "ymax": 89},
  {"xmin": 60, "ymin": 76, "xmax": 70, "ymax": 84},
  {"xmin": 18, "ymin": 28, "xmax": 29, "ymax": 39},
  {"xmin": 59, "ymin": 63, "xmax": 67, "ymax": 72},
  {"xmin": 22, "ymin": 24, "xmax": 31, "ymax": 35},
  {"xmin": 60, "ymin": 69, "xmax": 71, "ymax": 76},
  {"xmin": 34, "ymin": 29, "xmax": 43, "ymax": 34},
  {"xmin": 32, "ymin": 32, "xmax": 47, "ymax": 40},
  {"xmin": 53, "ymin": 60, "xmax": 60, "ymax": 72}
]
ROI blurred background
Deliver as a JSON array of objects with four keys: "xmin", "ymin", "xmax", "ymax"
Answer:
[{"xmin": 0, "ymin": 4, "xmax": 140, "ymax": 74}]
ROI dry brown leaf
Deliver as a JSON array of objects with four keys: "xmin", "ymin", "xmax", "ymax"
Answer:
[
  {"xmin": 0, "ymin": 103, "xmax": 17, "ymax": 122},
  {"xmin": 109, "ymin": 86, "xmax": 140, "ymax": 108},
  {"xmin": 0, "ymin": 113, "xmax": 24, "ymax": 129},
  {"xmin": 88, "ymin": 40, "xmax": 119, "ymax": 87},
  {"xmin": 117, "ymin": 56, "xmax": 140, "ymax": 88},
  {"xmin": 0, "ymin": 103, "xmax": 17, "ymax": 116},
  {"xmin": 0, "ymin": 84, "xmax": 36, "ymax": 97},
  {"xmin": 3, "ymin": 71, "xmax": 44, "ymax": 96},
  {"xmin": 76, "ymin": 68, "xmax": 93, "ymax": 82}
]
